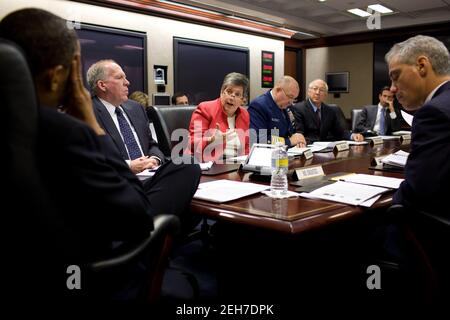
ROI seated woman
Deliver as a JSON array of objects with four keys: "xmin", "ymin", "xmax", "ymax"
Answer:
[{"xmin": 187, "ymin": 72, "xmax": 250, "ymax": 162}]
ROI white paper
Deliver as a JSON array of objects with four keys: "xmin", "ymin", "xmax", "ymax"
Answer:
[
  {"xmin": 347, "ymin": 141, "xmax": 368, "ymax": 145},
  {"xmin": 287, "ymin": 146, "xmax": 309, "ymax": 156},
  {"xmin": 300, "ymin": 181, "xmax": 389, "ymax": 206},
  {"xmin": 378, "ymin": 135, "xmax": 400, "ymax": 140},
  {"xmin": 199, "ymin": 161, "xmax": 214, "ymax": 171},
  {"xmin": 194, "ymin": 179, "xmax": 270, "ymax": 203},
  {"xmin": 225, "ymin": 155, "xmax": 248, "ymax": 163},
  {"xmin": 381, "ymin": 150, "xmax": 409, "ymax": 167},
  {"xmin": 261, "ymin": 190, "xmax": 300, "ymax": 199},
  {"xmin": 340, "ymin": 173, "xmax": 404, "ymax": 189},
  {"xmin": 136, "ymin": 169, "xmax": 156, "ymax": 180},
  {"xmin": 247, "ymin": 147, "xmax": 273, "ymax": 167},
  {"xmin": 392, "ymin": 130, "xmax": 412, "ymax": 136},
  {"xmin": 401, "ymin": 110, "xmax": 413, "ymax": 126}
]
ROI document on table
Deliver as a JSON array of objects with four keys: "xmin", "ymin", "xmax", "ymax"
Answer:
[
  {"xmin": 381, "ymin": 150, "xmax": 409, "ymax": 168},
  {"xmin": 287, "ymin": 146, "xmax": 310, "ymax": 156},
  {"xmin": 378, "ymin": 135, "xmax": 400, "ymax": 140},
  {"xmin": 339, "ymin": 173, "xmax": 404, "ymax": 189},
  {"xmin": 194, "ymin": 179, "xmax": 270, "ymax": 203},
  {"xmin": 199, "ymin": 161, "xmax": 214, "ymax": 170},
  {"xmin": 300, "ymin": 181, "xmax": 389, "ymax": 206},
  {"xmin": 347, "ymin": 140, "xmax": 368, "ymax": 145}
]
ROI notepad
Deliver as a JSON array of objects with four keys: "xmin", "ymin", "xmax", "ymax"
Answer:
[{"xmin": 194, "ymin": 179, "xmax": 270, "ymax": 203}]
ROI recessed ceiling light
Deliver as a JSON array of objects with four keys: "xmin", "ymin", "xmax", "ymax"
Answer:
[
  {"xmin": 347, "ymin": 8, "xmax": 371, "ymax": 17},
  {"xmin": 368, "ymin": 4, "xmax": 393, "ymax": 14}
]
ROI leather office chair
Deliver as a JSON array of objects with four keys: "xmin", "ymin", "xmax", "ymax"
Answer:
[
  {"xmin": 1, "ymin": 38, "xmax": 180, "ymax": 301},
  {"xmin": 147, "ymin": 105, "xmax": 197, "ymax": 158},
  {"xmin": 387, "ymin": 204, "xmax": 450, "ymax": 303},
  {"xmin": 328, "ymin": 103, "xmax": 349, "ymax": 130},
  {"xmin": 351, "ymin": 108, "xmax": 363, "ymax": 132}
]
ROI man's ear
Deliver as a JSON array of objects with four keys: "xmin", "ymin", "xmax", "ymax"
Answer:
[
  {"xmin": 97, "ymin": 79, "xmax": 107, "ymax": 93},
  {"xmin": 416, "ymin": 56, "xmax": 429, "ymax": 77},
  {"xmin": 45, "ymin": 65, "xmax": 67, "ymax": 92}
]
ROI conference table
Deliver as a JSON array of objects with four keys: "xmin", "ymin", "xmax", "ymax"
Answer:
[{"xmin": 191, "ymin": 139, "xmax": 408, "ymax": 235}]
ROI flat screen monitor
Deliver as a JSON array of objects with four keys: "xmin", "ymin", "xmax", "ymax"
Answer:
[
  {"xmin": 76, "ymin": 23, "xmax": 147, "ymax": 94},
  {"xmin": 174, "ymin": 37, "xmax": 249, "ymax": 105},
  {"xmin": 325, "ymin": 72, "xmax": 349, "ymax": 93}
]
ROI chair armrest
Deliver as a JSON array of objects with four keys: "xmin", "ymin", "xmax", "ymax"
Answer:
[{"xmin": 89, "ymin": 214, "xmax": 180, "ymax": 271}]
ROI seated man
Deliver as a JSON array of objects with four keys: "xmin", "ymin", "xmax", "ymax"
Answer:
[
  {"xmin": 172, "ymin": 91, "xmax": 189, "ymax": 105},
  {"xmin": 1, "ymin": 8, "xmax": 200, "ymax": 298},
  {"xmin": 386, "ymin": 35, "xmax": 450, "ymax": 215},
  {"xmin": 248, "ymin": 76, "xmax": 306, "ymax": 147},
  {"xmin": 291, "ymin": 79, "xmax": 364, "ymax": 144},
  {"xmin": 354, "ymin": 86, "xmax": 401, "ymax": 136}
]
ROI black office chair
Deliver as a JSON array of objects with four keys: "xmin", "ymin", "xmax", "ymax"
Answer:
[
  {"xmin": 387, "ymin": 204, "xmax": 450, "ymax": 303},
  {"xmin": 2, "ymin": 38, "xmax": 181, "ymax": 301},
  {"xmin": 328, "ymin": 103, "xmax": 349, "ymax": 130},
  {"xmin": 147, "ymin": 105, "xmax": 197, "ymax": 158},
  {"xmin": 351, "ymin": 108, "xmax": 363, "ymax": 132}
]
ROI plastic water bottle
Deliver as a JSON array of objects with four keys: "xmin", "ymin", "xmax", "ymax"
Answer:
[{"xmin": 270, "ymin": 142, "xmax": 288, "ymax": 196}]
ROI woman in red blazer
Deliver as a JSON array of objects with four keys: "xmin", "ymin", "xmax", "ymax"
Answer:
[{"xmin": 188, "ymin": 72, "xmax": 250, "ymax": 162}]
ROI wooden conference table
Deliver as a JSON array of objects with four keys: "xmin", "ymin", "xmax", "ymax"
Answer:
[{"xmin": 191, "ymin": 140, "xmax": 408, "ymax": 235}]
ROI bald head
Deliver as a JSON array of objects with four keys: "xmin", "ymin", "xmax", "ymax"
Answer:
[{"xmin": 273, "ymin": 76, "xmax": 300, "ymax": 109}]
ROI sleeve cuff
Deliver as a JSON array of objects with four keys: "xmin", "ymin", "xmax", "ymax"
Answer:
[{"xmin": 149, "ymin": 156, "xmax": 162, "ymax": 165}]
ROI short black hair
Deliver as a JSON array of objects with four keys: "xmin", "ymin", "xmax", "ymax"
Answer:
[
  {"xmin": 379, "ymin": 86, "xmax": 392, "ymax": 95},
  {"xmin": 0, "ymin": 8, "xmax": 78, "ymax": 76},
  {"xmin": 172, "ymin": 92, "xmax": 188, "ymax": 105}
]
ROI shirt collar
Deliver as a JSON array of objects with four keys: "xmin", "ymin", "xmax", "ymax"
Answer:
[
  {"xmin": 425, "ymin": 80, "xmax": 450, "ymax": 104},
  {"xmin": 99, "ymin": 97, "xmax": 121, "ymax": 118},
  {"xmin": 308, "ymin": 98, "xmax": 320, "ymax": 113}
]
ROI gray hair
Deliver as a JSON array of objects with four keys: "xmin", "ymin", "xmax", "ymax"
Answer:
[
  {"xmin": 221, "ymin": 72, "xmax": 249, "ymax": 100},
  {"xmin": 308, "ymin": 79, "xmax": 328, "ymax": 92},
  {"xmin": 385, "ymin": 35, "xmax": 450, "ymax": 76},
  {"xmin": 86, "ymin": 59, "xmax": 116, "ymax": 93},
  {"xmin": 276, "ymin": 75, "xmax": 299, "ymax": 91}
]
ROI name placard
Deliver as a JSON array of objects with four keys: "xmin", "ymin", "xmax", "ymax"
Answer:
[
  {"xmin": 371, "ymin": 156, "xmax": 386, "ymax": 166},
  {"xmin": 400, "ymin": 134, "xmax": 411, "ymax": 144},
  {"xmin": 295, "ymin": 165, "xmax": 324, "ymax": 180},
  {"xmin": 334, "ymin": 142, "xmax": 349, "ymax": 152},
  {"xmin": 367, "ymin": 136, "xmax": 383, "ymax": 146},
  {"xmin": 303, "ymin": 149, "xmax": 313, "ymax": 160}
]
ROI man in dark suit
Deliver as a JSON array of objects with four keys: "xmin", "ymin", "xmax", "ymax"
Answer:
[
  {"xmin": 87, "ymin": 60, "xmax": 201, "ymax": 231},
  {"xmin": 291, "ymin": 79, "xmax": 364, "ymax": 144},
  {"xmin": 387, "ymin": 35, "xmax": 450, "ymax": 215},
  {"xmin": 88, "ymin": 60, "xmax": 164, "ymax": 174},
  {"xmin": 0, "ymin": 8, "xmax": 155, "ymax": 298},
  {"xmin": 248, "ymin": 76, "xmax": 306, "ymax": 147},
  {"xmin": 354, "ymin": 86, "xmax": 401, "ymax": 135}
]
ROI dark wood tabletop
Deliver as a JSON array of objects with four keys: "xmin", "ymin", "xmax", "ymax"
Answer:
[{"xmin": 191, "ymin": 140, "xmax": 409, "ymax": 234}]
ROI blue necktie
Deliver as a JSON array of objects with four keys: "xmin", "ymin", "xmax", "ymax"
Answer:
[
  {"xmin": 379, "ymin": 108, "xmax": 386, "ymax": 135},
  {"xmin": 115, "ymin": 107, "xmax": 142, "ymax": 160}
]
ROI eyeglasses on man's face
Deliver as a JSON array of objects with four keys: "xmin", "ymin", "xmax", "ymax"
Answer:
[
  {"xmin": 309, "ymin": 86, "xmax": 327, "ymax": 94},
  {"xmin": 281, "ymin": 87, "xmax": 296, "ymax": 102}
]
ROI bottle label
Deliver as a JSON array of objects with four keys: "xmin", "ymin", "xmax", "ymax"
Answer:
[{"xmin": 275, "ymin": 158, "xmax": 288, "ymax": 167}]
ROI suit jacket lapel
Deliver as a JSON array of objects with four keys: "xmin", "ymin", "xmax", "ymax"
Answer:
[
  {"xmin": 93, "ymin": 97, "xmax": 128, "ymax": 158},
  {"xmin": 369, "ymin": 105, "xmax": 378, "ymax": 128}
]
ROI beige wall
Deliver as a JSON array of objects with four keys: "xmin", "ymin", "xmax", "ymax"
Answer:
[
  {"xmin": 0, "ymin": 0, "xmax": 285, "ymax": 101},
  {"xmin": 305, "ymin": 43, "xmax": 373, "ymax": 118}
]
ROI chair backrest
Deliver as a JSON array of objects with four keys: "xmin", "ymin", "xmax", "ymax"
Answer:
[
  {"xmin": 328, "ymin": 104, "xmax": 349, "ymax": 130},
  {"xmin": 1, "ymin": 38, "xmax": 61, "ymax": 297},
  {"xmin": 351, "ymin": 108, "xmax": 363, "ymax": 131},
  {"xmin": 388, "ymin": 204, "xmax": 450, "ymax": 302},
  {"xmin": 147, "ymin": 105, "xmax": 197, "ymax": 157}
]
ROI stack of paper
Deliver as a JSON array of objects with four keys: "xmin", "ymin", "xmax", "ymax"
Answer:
[
  {"xmin": 381, "ymin": 150, "xmax": 409, "ymax": 168},
  {"xmin": 287, "ymin": 146, "xmax": 309, "ymax": 156},
  {"xmin": 339, "ymin": 173, "xmax": 404, "ymax": 189},
  {"xmin": 194, "ymin": 179, "xmax": 269, "ymax": 203},
  {"xmin": 300, "ymin": 181, "xmax": 388, "ymax": 206}
]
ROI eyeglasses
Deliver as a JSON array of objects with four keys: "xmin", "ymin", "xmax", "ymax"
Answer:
[
  {"xmin": 222, "ymin": 88, "xmax": 244, "ymax": 100},
  {"xmin": 281, "ymin": 87, "xmax": 296, "ymax": 101},
  {"xmin": 309, "ymin": 86, "xmax": 327, "ymax": 94}
]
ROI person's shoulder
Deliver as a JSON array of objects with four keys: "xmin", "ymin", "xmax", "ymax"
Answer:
[
  {"xmin": 40, "ymin": 107, "xmax": 90, "ymax": 131},
  {"xmin": 292, "ymin": 100, "xmax": 307, "ymax": 110}
]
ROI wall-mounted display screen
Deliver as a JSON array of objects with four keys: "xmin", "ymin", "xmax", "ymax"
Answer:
[
  {"xmin": 76, "ymin": 23, "xmax": 147, "ymax": 94},
  {"xmin": 174, "ymin": 37, "xmax": 249, "ymax": 105}
]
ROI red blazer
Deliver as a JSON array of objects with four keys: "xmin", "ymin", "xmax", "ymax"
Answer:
[{"xmin": 187, "ymin": 98, "xmax": 250, "ymax": 162}]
